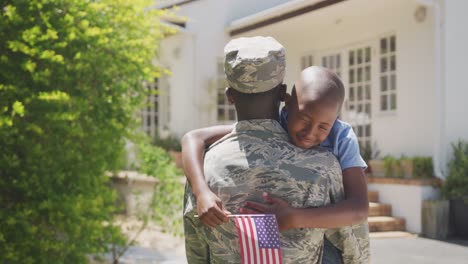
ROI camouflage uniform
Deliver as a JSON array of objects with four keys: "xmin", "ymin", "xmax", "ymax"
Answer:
[
  {"xmin": 184, "ymin": 120, "xmax": 370, "ymax": 264},
  {"xmin": 183, "ymin": 36, "xmax": 369, "ymax": 264}
]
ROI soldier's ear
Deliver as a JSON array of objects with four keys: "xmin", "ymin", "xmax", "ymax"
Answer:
[
  {"xmin": 284, "ymin": 85, "xmax": 297, "ymax": 111},
  {"xmin": 278, "ymin": 84, "xmax": 287, "ymax": 102},
  {"xmin": 225, "ymin": 87, "xmax": 235, "ymax": 104}
]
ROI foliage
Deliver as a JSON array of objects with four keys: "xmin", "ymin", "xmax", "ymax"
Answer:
[
  {"xmin": 383, "ymin": 155, "xmax": 404, "ymax": 178},
  {"xmin": 153, "ymin": 133, "xmax": 182, "ymax": 152},
  {"xmin": 381, "ymin": 155, "xmax": 434, "ymax": 179},
  {"xmin": 136, "ymin": 138, "xmax": 184, "ymax": 236},
  {"xmin": 442, "ymin": 141, "xmax": 468, "ymax": 203},
  {"xmin": 359, "ymin": 142, "xmax": 380, "ymax": 162},
  {"xmin": 0, "ymin": 0, "xmax": 174, "ymax": 262},
  {"xmin": 413, "ymin": 157, "xmax": 434, "ymax": 179}
]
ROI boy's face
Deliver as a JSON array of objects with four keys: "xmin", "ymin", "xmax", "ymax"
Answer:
[{"xmin": 286, "ymin": 86, "xmax": 339, "ymax": 149}]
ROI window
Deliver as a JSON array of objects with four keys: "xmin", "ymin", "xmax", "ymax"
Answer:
[
  {"xmin": 321, "ymin": 53, "xmax": 341, "ymax": 77},
  {"xmin": 300, "ymin": 54, "xmax": 314, "ymax": 70},
  {"xmin": 348, "ymin": 46, "xmax": 372, "ymax": 149},
  {"xmin": 216, "ymin": 60, "xmax": 236, "ymax": 122},
  {"xmin": 380, "ymin": 35, "xmax": 397, "ymax": 111},
  {"xmin": 142, "ymin": 78, "xmax": 159, "ymax": 138}
]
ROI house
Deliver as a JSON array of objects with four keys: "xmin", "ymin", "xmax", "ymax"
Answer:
[{"xmin": 150, "ymin": 0, "xmax": 468, "ymax": 234}]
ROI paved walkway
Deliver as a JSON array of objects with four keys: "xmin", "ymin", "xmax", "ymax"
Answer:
[{"xmin": 370, "ymin": 236, "xmax": 468, "ymax": 264}]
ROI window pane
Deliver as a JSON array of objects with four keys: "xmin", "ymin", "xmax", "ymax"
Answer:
[
  {"xmin": 381, "ymin": 76, "xmax": 388, "ymax": 92},
  {"xmin": 336, "ymin": 54, "xmax": 341, "ymax": 68},
  {"xmin": 365, "ymin": 47, "xmax": 371, "ymax": 63},
  {"xmin": 390, "ymin": 55, "xmax": 396, "ymax": 71},
  {"xmin": 218, "ymin": 108, "xmax": 225, "ymax": 120},
  {"xmin": 390, "ymin": 36, "xmax": 396, "ymax": 52},
  {"xmin": 365, "ymin": 103, "xmax": 371, "ymax": 115},
  {"xmin": 390, "ymin": 74, "xmax": 396, "ymax": 90},
  {"xmin": 358, "ymin": 104, "xmax": 363, "ymax": 113},
  {"xmin": 381, "ymin": 57, "xmax": 388, "ymax": 73},
  {"xmin": 218, "ymin": 92, "xmax": 225, "ymax": 105},
  {"xmin": 153, "ymin": 99, "xmax": 158, "ymax": 113},
  {"xmin": 358, "ymin": 86, "xmax": 363, "ymax": 100},
  {"xmin": 365, "ymin": 85, "xmax": 371, "ymax": 100},
  {"xmin": 380, "ymin": 38, "xmax": 387, "ymax": 54},
  {"xmin": 357, "ymin": 126, "xmax": 363, "ymax": 137},
  {"xmin": 365, "ymin": 124, "xmax": 371, "ymax": 137},
  {"xmin": 357, "ymin": 68, "xmax": 362, "ymax": 82},
  {"xmin": 147, "ymin": 114, "xmax": 151, "ymax": 127},
  {"xmin": 349, "ymin": 51, "xmax": 355, "ymax": 66},
  {"xmin": 228, "ymin": 109, "xmax": 236, "ymax": 120},
  {"xmin": 357, "ymin": 49, "xmax": 363, "ymax": 64},
  {"xmin": 154, "ymin": 114, "xmax": 159, "ymax": 125},
  {"xmin": 308, "ymin": 56, "xmax": 313, "ymax": 67},
  {"xmin": 349, "ymin": 104, "xmax": 355, "ymax": 110},
  {"xmin": 349, "ymin": 87, "xmax": 355, "ymax": 101},
  {"xmin": 381, "ymin": 95, "xmax": 388, "ymax": 110},
  {"xmin": 390, "ymin": 94, "xmax": 397, "ymax": 110},
  {"xmin": 349, "ymin": 69, "xmax": 355, "ymax": 83},
  {"xmin": 365, "ymin": 66, "xmax": 371, "ymax": 81},
  {"xmin": 322, "ymin": 57, "xmax": 327, "ymax": 67}
]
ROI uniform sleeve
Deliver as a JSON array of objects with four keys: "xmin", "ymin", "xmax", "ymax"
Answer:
[{"xmin": 337, "ymin": 126, "xmax": 367, "ymax": 170}]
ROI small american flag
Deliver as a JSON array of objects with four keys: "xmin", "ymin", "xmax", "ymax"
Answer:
[{"xmin": 233, "ymin": 214, "xmax": 283, "ymax": 264}]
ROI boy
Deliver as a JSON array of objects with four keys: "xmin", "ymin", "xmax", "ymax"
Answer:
[{"xmin": 182, "ymin": 67, "xmax": 369, "ymax": 230}]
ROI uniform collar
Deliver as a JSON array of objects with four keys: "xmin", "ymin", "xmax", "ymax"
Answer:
[{"xmin": 233, "ymin": 119, "xmax": 287, "ymax": 137}]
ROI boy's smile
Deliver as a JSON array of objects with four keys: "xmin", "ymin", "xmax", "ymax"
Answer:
[{"xmin": 287, "ymin": 97, "xmax": 339, "ymax": 149}]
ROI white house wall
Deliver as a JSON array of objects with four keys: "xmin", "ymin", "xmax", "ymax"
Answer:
[
  {"xmin": 443, "ymin": 0, "xmax": 468, "ymax": 163},
  {"xmin": 159, "ymin": 0, "xmax": 291, "ymax": 136},
  {"xmin": 233, "ymin": 0, "xmax": 437, "ymax": 158},
  {"xmin": 159, "ymin": 33, "xmax": 196, "ymax": 137}
]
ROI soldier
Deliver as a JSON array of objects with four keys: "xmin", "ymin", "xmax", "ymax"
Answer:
[{"xmin": 183, "ymin": 36, "xmax": 369, "ymax": 264}]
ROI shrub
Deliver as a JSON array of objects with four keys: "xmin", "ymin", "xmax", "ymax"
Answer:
[
  {"xmin": 413, "ymin": 157, "xmax": 434, "ymax": 179},
  {"xmin": 383, "ymin": 155, "xmax": 404, "ymax": 178},
  {"xmin": 137, "ymin": 138, "xmax": 184, "ymax": 236},
  {"xmin": 0, "ymin": 1, "xmax": 172, "ymax": 262},
  {"xmin": 442, "ymin": 141, "xmax": 468, "ymax": 203},
  {"xmin": 153, "ymin": 133, "xmax": 182, "ymax": 152}
]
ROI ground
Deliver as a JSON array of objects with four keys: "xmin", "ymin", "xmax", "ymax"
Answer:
[{"xmin": 96, "ymin": 218, "xmax": 468, "ymax": 264}]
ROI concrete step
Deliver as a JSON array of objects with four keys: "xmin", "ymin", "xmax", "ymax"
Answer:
[
  {"xmin": 369, "ymin": 202, "xmax": 392, "ymax": 217},
  {"xmin": 368, "ymin": 216, "xmax": 406, "ymax": 232},
  {"xmin": 368, "ymin": 191, "xmax": 379, "ymax": 203},
  {"xmin": 369, "ymin": 231, "xmax": 417, "ymax": 239}
]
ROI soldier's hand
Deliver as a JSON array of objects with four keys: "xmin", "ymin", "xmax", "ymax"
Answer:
[
  {"xmin": 197, "ymin": 190, "xmax": 230, "ymax": 228},
  {"xmin": 241, "ymin": 192, "xmax": 295, "ymax": 231}
]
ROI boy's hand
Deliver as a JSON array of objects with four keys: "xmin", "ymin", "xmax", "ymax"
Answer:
[
  {"xmin": 241, "ymin": 192, "xmax": 295, "ymax": 231},
  {"xmin": 196, "ymin": 190, "xmax": 230, "ymax": 227}
]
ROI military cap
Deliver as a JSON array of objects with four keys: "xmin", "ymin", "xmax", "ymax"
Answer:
[{"xmin": 224, "ymin": 36, "xmax": 286, "ymax": 93}]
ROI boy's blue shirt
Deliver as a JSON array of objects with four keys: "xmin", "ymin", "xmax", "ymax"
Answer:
[{"xmin": 279, "ymin": 107, "xmax": 367, "ymax": 170}]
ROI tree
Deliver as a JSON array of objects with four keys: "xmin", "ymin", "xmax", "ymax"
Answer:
[{"xmin": 0, "ymin": 1, "xmax": 173, "ymax": 262}]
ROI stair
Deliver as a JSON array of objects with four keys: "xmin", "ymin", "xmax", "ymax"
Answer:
[{"xmin": 367, "ymin": 190, "xmax": 407, "ymax": 233}]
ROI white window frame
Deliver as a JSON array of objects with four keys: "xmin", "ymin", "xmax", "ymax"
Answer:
[
  {"xmin": 141, "ymin": 78, "xmax": 159, "ymax": 139},
  {"xmin": 379, "ymin": 35, "xmax": 397, "ymax": 113},
  {"xmin": 300, "ymin": 54, "xmax": 314, "ymax": 70}
]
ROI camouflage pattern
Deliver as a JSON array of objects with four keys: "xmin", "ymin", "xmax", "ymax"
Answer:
[
  {"xmin": 184, "ymin": 119, "xmax": 370, "ymax": 264},
  {"xmin": 224, "ymin": 36, "xmax": 286, "ymax": 94}
]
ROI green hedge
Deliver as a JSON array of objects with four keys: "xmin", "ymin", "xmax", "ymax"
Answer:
[{"xmin": 0, "ymin": 1, "xmax": 172, "ymax": 262}]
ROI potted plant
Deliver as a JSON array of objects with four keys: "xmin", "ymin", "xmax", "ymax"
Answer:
[
  {"xmin": 413, "ymin": 157, "xmax": 434, "ymax": 179},
  {"xmin": 360, "ymin": 142, "xmax": 381, "ymax": 176},
  {"xmin": 383, "ymin": 155, "xmax": 404, "ymax": 178},
  {"xmin": 442, "ymin": 141, "xmax": 468, "ymax": 238},
  {"xmin": 399, "ymin": 156, "xmax": 413, "ymax": 179}
]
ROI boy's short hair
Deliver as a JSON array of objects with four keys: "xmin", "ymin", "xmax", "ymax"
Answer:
[{"xmin": 224, "ymin": 36, "xmax": 285, "ymax": 94}]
